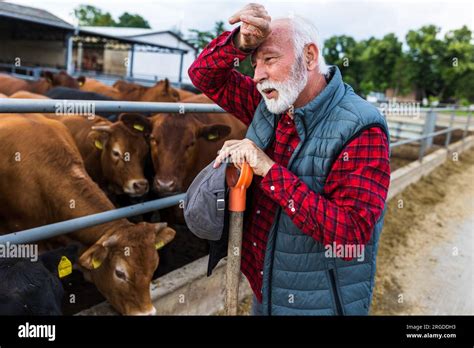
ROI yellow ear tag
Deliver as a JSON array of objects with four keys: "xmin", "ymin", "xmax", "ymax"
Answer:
[
  {"xmin": 94, "ymin": 140, "xmax": 103, "ymax": 150},
  {"xmin": 79, "ymin": 81, "xmax": 84, "ymax": 87},
  {"xmin": 58, "ymin": 256, "xmax": 72, "ymax": 278},
  {"xmin": 92, "ymin": 258, "xmax": 102, "ymax": 269},
  {"xmin": 155, "ymin": 241, "xmax": 164, "ymax": 250},
  {"xmin": 207, "ymin": 133, "xmax": 218, "ymax": 140},
  {"xmin": 133, "ymin": 124, "xmax": 145, "ymax": 132}
]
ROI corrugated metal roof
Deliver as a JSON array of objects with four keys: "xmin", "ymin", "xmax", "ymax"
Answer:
[
  {"xmin": 78, "ymin": 28, "xmax": 188, "ymax": 54},
  {"xmin": 0, "ymin": 2, "xmax": 74, "ymax": 30},
  {"xmin": 79, "ymin": 26, "xmax": 196, "ymax": 52}
]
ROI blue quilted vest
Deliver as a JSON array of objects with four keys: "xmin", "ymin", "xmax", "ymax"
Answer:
[{"xmin": 245, "ymin": 66, "xmax": 390, "ymax": 315}]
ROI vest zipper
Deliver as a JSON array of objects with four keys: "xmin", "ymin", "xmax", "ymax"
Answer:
[{"xmin": 328, "ymin": 268, "xmax": 344, "ymax": 315}]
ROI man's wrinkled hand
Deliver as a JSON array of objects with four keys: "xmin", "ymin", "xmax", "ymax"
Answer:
[
  {"xmin": 229, "ymin": 3, "xmax": 272, "ymax": 51},
  {"xmin": 213, "ymin": 138, "xmax": 275, "ymax": 177}
]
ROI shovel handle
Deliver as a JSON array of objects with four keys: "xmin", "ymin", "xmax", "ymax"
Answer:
[
  {"xmin": 226, "ymin": 162, "xmax": 253, "ymax": 212},
  {"xmin": 225, "ymin": 162, "xmax": 253, "ymax": 315}
]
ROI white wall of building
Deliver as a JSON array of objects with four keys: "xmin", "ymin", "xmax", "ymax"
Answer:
[
  {"xmin": 79, "ymin": 27, "xmax": 197, "ymax": 84},
  {"xmin": 130, "ymin": 32, "xmax": 195, "ymax": 84}
]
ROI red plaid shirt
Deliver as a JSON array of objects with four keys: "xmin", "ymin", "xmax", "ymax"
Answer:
[{"xmin": 189, "ymin": 29, "xmax": 391, "ymax": 302}]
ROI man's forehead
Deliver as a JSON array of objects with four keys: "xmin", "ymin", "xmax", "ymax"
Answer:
[{"xmin": 251, "ymin": 21, "xmax": 293, "ymax": 62}]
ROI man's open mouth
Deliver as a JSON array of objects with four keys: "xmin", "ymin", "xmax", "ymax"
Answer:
[{"xmin": 262, "ymin": 88, "xmax": 277, "ymax": 99}]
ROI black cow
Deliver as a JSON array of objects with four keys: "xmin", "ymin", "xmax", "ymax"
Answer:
[
  {"xmin": 0, "ymin": 244, "xmax": 78, "ymax": 315},
  {"xmin": 46, "ymin": 87, "xmax": 118, "ymax": 121}
]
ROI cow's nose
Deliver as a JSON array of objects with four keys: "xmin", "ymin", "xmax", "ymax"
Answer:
[
  {"xmin": 133, "ymin": 179, "xmax": 149, "ymax": 193},
  {"xmin": 124, "ymin": 179, "xmax": 149, "ymax": 196},
  {"xmin": 156, "ymin": 179, "xmax": 176, "ymax": 192}
]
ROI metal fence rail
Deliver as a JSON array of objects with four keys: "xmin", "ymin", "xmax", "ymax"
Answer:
[
  {"xmin": 0, "ymin": 99, "xmax": 225, "ymax": 114},
  {"xmin": 0, "ymin": 194, "xmax": 185, "ymax": 245},
  {"xmin": 0, "ymin": 100, "xmax": 471, "ymax": 244}
]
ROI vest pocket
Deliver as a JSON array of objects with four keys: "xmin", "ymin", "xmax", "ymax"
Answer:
[{"xmin": 328, "ymin": 269, "xmax": 344, "ymax": 316}]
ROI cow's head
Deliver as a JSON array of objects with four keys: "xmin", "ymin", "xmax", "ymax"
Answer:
[
  {"xmin": 78, "ymin": 222, "xmax": 176, "ymax": 315},
  {"xmin": 43, "ymin": 71, "xmax": 80, "ymax": 89},
  {"xmin": 143, "ymin": 79, "xmax": 180, "ymax": 102},
  {"xmin": 87, "ymin": 113, "xmax": 152, "ymax": 197},
  {"xmin": 150, "ymin": 114, "xmax": 231, "ymax": 196}
]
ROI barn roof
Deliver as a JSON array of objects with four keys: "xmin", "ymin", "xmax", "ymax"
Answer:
[{"xmin": 0, "ymin": 2, "xmax": 74, "ymax": 30}]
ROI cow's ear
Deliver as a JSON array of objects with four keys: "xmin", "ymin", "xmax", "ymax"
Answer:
[
  {"xmin": 154, "ymin": 223, "xmax": 176, "ymax": 250},
  {"xmin": 77, "ymin": 76, "xmax": 86, "ymax": 87},
  {"xmin": 88, "ymin": 124, "xmax": 112, "ymax": 150},
  {"xmin": 78, "ymin": 244, "xmax": 108, "ymax": 270},
  {"xmin": 162, "ymin": 78, "xmax": 170, "ymax": 91},
  {"xmin": 119, "ymin": 113, "xmax": 152, "ymax": 135},
  {"xmin": 42, "ymin": 71, "xmax": 54, "ymax": 84},
  {"xmin": 198, "ymin": 124, "xmax": 231, "ymax": 142}
]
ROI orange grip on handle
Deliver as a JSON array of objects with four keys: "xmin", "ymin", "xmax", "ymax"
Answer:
[{"xmin": 225, "ymin": 162, "xmax": 253, "ymax": 212}]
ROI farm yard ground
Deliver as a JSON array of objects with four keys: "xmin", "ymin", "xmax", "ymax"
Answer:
[
  {"xmin": 235, "ymin": 146, "xmax": 474, "ymax": 315},
  {"xmin": 372, "ymin": 146, "xmax": 474, "ymax": 315}
]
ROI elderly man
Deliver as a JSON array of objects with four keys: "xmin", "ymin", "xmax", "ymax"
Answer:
[{"xmin": 189, "ymin": 3, "xmax": 390, "ymax": 315}]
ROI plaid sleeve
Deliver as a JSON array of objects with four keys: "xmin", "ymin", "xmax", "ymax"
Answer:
[
  {"xmin": 259, "ymin": 127, "xmax": 391, "ymax": 250},
  {"xmin": 188, "ymin": 27, "xmax": 262, "ymax": 126}
]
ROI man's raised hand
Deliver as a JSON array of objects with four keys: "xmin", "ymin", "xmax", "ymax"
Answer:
[{"xmin": 229, "ymin": 3, "xmax": 272, "ymax": 51}]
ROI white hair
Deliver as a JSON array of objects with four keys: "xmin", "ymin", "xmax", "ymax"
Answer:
[{"xmin": 286, "ymin": 15, "xmax": 329, "ymax": 76}]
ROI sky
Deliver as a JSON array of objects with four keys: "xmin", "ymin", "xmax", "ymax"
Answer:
[{"xmin": 6, "ymin": 0, "xmax": 474, "ymax": 43}]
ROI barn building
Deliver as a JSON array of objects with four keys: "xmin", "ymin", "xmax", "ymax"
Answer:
[{"xmin": 0, "ymin": 2, "xmax": 194, "ymax": 85}]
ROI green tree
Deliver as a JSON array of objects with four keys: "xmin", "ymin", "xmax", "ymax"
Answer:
[
  {"xmin": 74, "ymin": 5, "xmax": 116, "ymax": 26},
  {"xmin": 323, "ymin": 35, "xmax": 366, "ymax": 95},
  {"xmin": 73, "ymin": 5, "xmax": 150, "ymax": 28},
  {"xmin": 360, "ymin": 34, "xmax": 403, "ymax": 93},
  {"xmin": 405, "ymin": 25, "xmax": 445, "ymax": 100},
  {"xmin": 117, "ymin": 12, "xmax": 151, "ymax": 28},
  {"xmin": 188, "ymin": 21, "xmax": 226, "ymax": 51},
  {"xmin": 440, "ymin": 26, "xmax": 474, "ymax": 102}
]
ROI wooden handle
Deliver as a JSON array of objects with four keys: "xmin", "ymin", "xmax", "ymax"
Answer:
[{"xmin": 224, "ymin": 162, "xmax": 253, "ymax": 315}]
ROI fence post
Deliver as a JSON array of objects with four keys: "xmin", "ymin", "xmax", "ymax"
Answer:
[
  {"xmin": 396, "ymin": 121, "xmax": 402, "ymax": 140},
  {"xmin": 462, "ymin": 111, "xmax": 472, "ymax": 148},
  {"xmin": 444, "ymin": 110, "xmax": 456, "ymax": 152},
  {"xmin": 419, "ymin": 108, "xmax": 435, "ymax": 162}
]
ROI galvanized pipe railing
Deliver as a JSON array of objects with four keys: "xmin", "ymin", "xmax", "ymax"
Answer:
[
  {"xmin": 0, "ymin": 194, "xmax": 186, "ymax": 244},
  {"xmin": 0, "ymin": 99, "xmax": 225, "ymax": 114}
]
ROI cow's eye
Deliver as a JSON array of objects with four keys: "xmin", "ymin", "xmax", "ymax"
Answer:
[
  {"xmin": 115, "ymin": 269, "xmax": 127, "ymax": 280},
  {"xmin": 112, "ymin": 150, "xmax": 121, "ymax": 158}
]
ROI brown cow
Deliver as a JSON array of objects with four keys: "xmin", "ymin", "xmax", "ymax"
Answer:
[
  {"xmin": 0, "ymin": 113, "xmax": 176, "ymax": 315},
  {"xmin": 77, "ymin": 76, "xmax": 121, "ymax": 99},
  {"xmin": 176, "ymin": 88, "xmax": 196, "ymax": 100},
  {"xmin": 113, "ymin": 79, "xmax": 180, "ymax": 102},
  {"xmin": 59, "ymin": 114, "xmax": 152, "ymax": 198},
  {"xmin": 9, "ymin": 90, "xmax": 50, "ymax": 99},
  {"xmin": 0, "ymin": 71, "xmax": 79, "ymax": 95},
  {"xmin": 149, "ymin": 99, "xmax": 247, "ymax": 196}
]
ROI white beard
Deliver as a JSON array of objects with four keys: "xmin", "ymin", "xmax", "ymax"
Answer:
[{"xmin": 257, "ymin": 56, "xmax": 308, "ymax": 114}]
